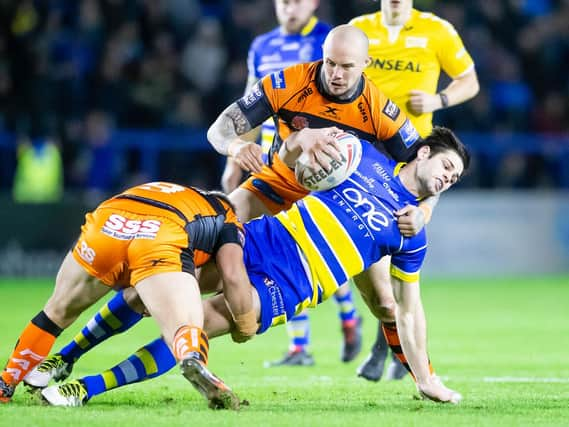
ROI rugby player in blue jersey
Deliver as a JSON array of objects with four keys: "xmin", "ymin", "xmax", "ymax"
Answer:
[
  {"xmin": 38, "ymin": 126, "xmax": 468, "ymax": 407},
  {"xmin": 221, "ymin": 0, "xmax": 363, "ymax": 367}
]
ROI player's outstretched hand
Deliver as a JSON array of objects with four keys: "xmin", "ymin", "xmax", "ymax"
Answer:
[
  {"xmin": 395, "ymin": 204, "xmax": 425, "ymax": 237},
  {"xmin": 416, "ymin": 378, "xmax": 462, "ymax": 404},
  {"xmin": 229, "ymin": 141, "xmax": 264, "ymax": 173}
]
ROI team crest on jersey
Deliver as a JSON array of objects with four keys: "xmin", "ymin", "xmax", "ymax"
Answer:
[
  {"xmin": 382, "ymin": 100, "xmax": 400, "ymax": 121},
  {"xmin": 398, "ymin": 119, "xmax": 420, "ymax": 148},
  {"xmin": 405, "ymin": 36, "xmax": 428, "ymax": 48},
  {"xmin": 291, "ymin": 115, "xmax": 309, "ymax": 130},
  {"xmin": 271, "ymin": 70, "xmax": 286, "ymax": 89}
]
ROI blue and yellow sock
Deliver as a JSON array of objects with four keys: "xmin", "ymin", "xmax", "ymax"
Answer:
[
  {"xmin": 334, "ymin": 279, "xmax": 357, "ymax": 325},
  {"xmin": 82, "ymin": 338, "xmax": 175, "ymax": 399},
  {"xmin": 287, "ymin": 311, "xmax": 310, "ymax": 353},
  {"xmin": 59, "ymin": 290, "xmax": 144, "ymax": 363}
]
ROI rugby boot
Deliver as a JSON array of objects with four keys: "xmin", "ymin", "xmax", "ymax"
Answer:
[
  {"xmin": 24, "ymin": 354, "xmax": 74, "ymax": 389},
  {"xmin": 264, "ymin": 349, "xmax": 315, "ymax": 367},
  {"xmin": 341, "ymin": 317, "xmax": 362, "ymax": 362},
  {"xmin": 357, "ymin": 339, "xmax": 388, "ymax": 382},
  {"xmin": 385, "ymin": 356, "xmax": 408, "ymax": 380},
  {"xmin": 180, "ymin": 357, "xmax": 240, "ymax": 410},
  {"xmin": 41, "ymin": 380, "xmax": 88, "ymax": 407},
  {"xmin": 0, "ymin": 377, "xmax": 15, "ymax": 403}
]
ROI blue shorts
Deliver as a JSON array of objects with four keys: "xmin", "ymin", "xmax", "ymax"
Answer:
[{"xmin": 243, "ymin": 216, "xmax": 317, "ymax": 334}]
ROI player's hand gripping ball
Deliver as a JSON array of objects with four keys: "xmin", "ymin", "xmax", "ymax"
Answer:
[{"xmin": 295, "ymin": 132, "xmax": 362, "ymax": 191}]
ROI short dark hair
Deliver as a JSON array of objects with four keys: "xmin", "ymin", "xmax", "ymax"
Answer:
[{"xmin": 419, "ymin": 126, "xmax": 470, "ymax": 173}]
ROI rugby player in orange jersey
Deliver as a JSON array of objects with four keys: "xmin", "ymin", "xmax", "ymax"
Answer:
[
  {"xmin": 207, "ymin": 24, "xmax": 437, "ymax": 371},
  {"xmin": 0, "ymin": 182, "xmax": 254, "ymax": 409}
]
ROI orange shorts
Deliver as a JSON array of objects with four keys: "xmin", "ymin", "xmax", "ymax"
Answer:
[
  {"xmin": 240, "ymin": 154, "xmax": 309, "ymax": 214},
  {"xmin": 72, "ymin": 204, "xmax": 190, "ymax": 288}
]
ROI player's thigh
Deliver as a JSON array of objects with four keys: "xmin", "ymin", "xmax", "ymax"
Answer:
[
  {"xmin": 229, "ymin": 187, "xmax": 271, "ymax": 221},
  {"xmin": 135, "ymin": 271, "xmax": 202, "ymax": 345},
  {"xmin": 353, "ymin": 256, "xmax": 395, "ymax": 322},
  {"xmin": 44, "ymin": 252, "xmax": 112, "ymax": 328},
  {"xmin": 367, "ymin": 256, "xmax": 395, "ymax": 305}
]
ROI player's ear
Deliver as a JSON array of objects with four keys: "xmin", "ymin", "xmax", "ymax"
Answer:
[
  {"xmin": 364, "ymin": 56, "xmax": 372, "ymax": 67},
  {"xmin": 416, "ymin": 145, "xmax": 430, "ymax": 160}
]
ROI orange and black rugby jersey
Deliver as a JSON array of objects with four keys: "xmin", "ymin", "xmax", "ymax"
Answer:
[
  {"xmin": 101, "ymin": 182, "xmax": 243, "ymax": 269},
  {"xmin": 236, "ymin": 61, "xmax": 421, "ymax": 163}
]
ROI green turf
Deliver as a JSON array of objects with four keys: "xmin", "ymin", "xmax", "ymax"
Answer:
[{"xmin": 1, "ymin": 276, "xmax": 568, "ymax": 427}]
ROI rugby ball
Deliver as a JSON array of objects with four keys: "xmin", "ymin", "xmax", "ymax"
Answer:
[{"xmin": 295, "ymin": 132, "xmax": 362, "ymax": 191}]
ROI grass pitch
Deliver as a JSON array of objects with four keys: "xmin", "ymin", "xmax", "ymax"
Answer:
[{"xmin": 1, "ymin": 276, "xmax": 568, "ymax": 427}]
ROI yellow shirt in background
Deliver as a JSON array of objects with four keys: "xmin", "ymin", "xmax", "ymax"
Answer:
[{"xmin": 350, "ymin": 9, "xmax": 474, "ymax": 137}]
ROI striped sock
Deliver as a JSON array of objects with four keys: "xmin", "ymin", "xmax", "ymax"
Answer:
[
  {"xmin": 59, "ymin": 291, "xmax": 143, "ymax": 363},
  {"xmin": 334, "ymin": 281, "xmax": 357, "ymax": 324},
  {"xmin": 172, "ymin": 325, "xmax": 209, "ymax": 363},
  {"xmin": 287, "ymin": 311, "xmax": 310, "ymax": 352},
  {"xmin": 382, "ymin": 322, "xmax": 435, "ymax": 380},
  {"xmin": 82, "ymin": 338, "xmax": 175, "ymax": 399}
]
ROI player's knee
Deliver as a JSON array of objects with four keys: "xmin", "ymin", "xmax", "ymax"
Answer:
[
  {"xmin": 122, "ymin": 287, "xmax": 146, "ymax": 314},
  {"xmin": 376, "ymin": 300, "xmax": 396, "ymax": 322}
]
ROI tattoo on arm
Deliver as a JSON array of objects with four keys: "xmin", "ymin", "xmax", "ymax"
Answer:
[
  {"xmin": 208, "ymin": 103, "xmax": 253, "ymax": 155},
  {"xmin": 227, "ymin": 104, "xmax": 252, "ymax": 136}
]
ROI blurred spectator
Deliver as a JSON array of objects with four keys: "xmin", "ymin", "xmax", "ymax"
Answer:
[
  {"xmin": 13, "ymin": 129, "xmax": 63, "ymax": 203},
  {"xmin": 0, "ymin": 0, "xmax": 566, "ymax": 192},
  {"xmin": 72, "ymin": 110, "xmax": 118, "ymax": 205},
  {"xmin": 180, "ymin": 17, "xmax": 227, "ymax": 93}
]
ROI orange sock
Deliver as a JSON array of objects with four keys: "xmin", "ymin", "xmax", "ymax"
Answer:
[
  {"xmin": 172, "ymin": 325, "xmax": 209, "ymax": 364},
  {"xmin": 382, "ymin": 322, "xmax": 435, "ymax": 381},
  {"xmin": 2, "ymin": 321, "xmax": 58, "ymax": 385}
]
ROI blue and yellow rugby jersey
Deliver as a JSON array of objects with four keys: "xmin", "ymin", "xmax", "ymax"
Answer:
[
  {"xmin": 350, "ymin": 9, "xmax": 475, "ymax": 137},
  {"xmin": 247, "ymin": 17, "xmax": 331, "ymax": 156},
  {"xmin": 242, "ymin": 140, "xmax": 426, "ymax": 331}
]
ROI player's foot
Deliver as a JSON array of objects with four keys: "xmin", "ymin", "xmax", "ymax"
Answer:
[
  {"xmin": 385, "ymin": 357, "xmax": 408, "ymax": 380},
  {"xmin": 264, "ymin": 350, "xmax": 315, "ymax": 367},
  {"xmin": 356, "ymin": 345, "xmax": 387, "ymax": 382},
  {"xmin": 0, "ymin": 377, "xmax": 15, "ymax": 403},
  {"xmin": 41, "ymin": 380, "xmax": 88, "ymax": 407},
  {"xmin": 341, "ymin": 317, "xmax": 362, "ymax": 362},
  {"xmin": 180, "ymin": 357, "xmax": 240, "ymax": 410},
  {"xmin": 24, "ymin": 354, "xmax": 74, "ymax": 389}
]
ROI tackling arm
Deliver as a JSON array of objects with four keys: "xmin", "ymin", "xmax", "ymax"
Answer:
[{"xmin": 214, "ymin": 242, "xmax": 257, "ymax": 342}]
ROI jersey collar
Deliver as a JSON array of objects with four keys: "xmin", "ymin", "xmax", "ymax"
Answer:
[{"xmin": 300, "ymin": 16, "xmax": 318, "ymax": 36}]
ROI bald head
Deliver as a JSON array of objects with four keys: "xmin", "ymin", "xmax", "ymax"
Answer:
[
  {"xmin": 323, "ymin": 24, "xmax": 369, "ymax": 59},
  {"xmin": 320, "ymin": 25, "xmax": 371, "ymax": 98}
]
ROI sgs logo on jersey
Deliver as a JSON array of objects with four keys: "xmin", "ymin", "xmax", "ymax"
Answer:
[
  {"xmin": 342, "ymin": 187, "xmax": 390, "ymax": 231},
  {"xmin": 102, "ymin": 214, "xmax": 162, "ymax": 240}
]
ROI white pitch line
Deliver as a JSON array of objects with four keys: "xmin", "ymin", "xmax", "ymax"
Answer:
[{"xmin": 483, "ymin": 377, "xmax": 569, "ymax": 383}]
